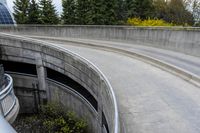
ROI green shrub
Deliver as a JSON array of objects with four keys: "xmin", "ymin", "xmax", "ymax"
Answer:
[
  {"xmin": 14, "ymin": 103, "xmax": 87, "ymax": 133},
  {"xmin": 40, "ymin": 103, "xmax": 87, "ymax": 133},
  {"xmin": 127, "ymin": 17, "xmax": 174, "ymax": 26}
]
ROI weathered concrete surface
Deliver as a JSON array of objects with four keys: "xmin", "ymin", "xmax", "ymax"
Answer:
[
  {"xmin": 54, "ymin": 43, "xmax": 200, "ymax": 133},
  {"xmin": 0, "ymin": 64, "xmax": 5, "ymax": 89},
  {"xmin": 30, "ymin": 36, "xmax": 200, "ymax": 87},
  {"xmin": 10, "ymin": 74, "xmax": 39, "ymax": 114},
  {"xmin": 10, "ymin": 74, "xmax": 99, "ymax": 132},
  {"xmin": 0, "ymin": 33, "xmax": 119, "ymax": 133},
  {"xmin": 31, "ymin": 36, "xmax": 200, "ymax": 77},
  {"xmin": 1, "ymin": 25, "xmax": 200, "ymax": 57},
  {"xmin": 0, "ymin": 28, "xmax": 200, "ymax": 133},
  {"xmin": 47, "ymin": 80, "xmax": 99, "ymax": 132},
  {"xmin": 6, "ymin": 98, "xmax": 19, "ymax": 124}
]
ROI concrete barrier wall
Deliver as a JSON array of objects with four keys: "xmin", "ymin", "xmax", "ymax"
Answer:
[
  {"xmin": 9, "ymin": 74, "xmax": 99, "ymax": 132},
  {"xmin": 0, "ymin": 33, "xmax": 119, "ymax": 133},
  {"xmin": 0, "ymin": 25, "xmax": 200, "ymax": 57}
]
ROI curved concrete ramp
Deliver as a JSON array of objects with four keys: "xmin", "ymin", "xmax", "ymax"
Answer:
[
  {"xmin": 53, "ymin": 44, "xmax": 200, "ymax": 133},
  {"xmin": 1, "ymin": 29, "xmax": 200, "ymax": 133},
  {"xmin": 29, "ymin": 36, "xmax": 200, "ymax": 86},
  {"xmin": 0, "ymin": 33, "xmax": 120, "ymax": 133}
]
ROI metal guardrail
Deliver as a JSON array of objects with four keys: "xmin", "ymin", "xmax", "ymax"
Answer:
[{"xmin": 0, "ymin": 74, "xmax": 16, "ymax": 117}]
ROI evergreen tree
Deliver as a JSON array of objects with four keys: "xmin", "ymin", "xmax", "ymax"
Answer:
[
  {"xmin": 61, "ymin": 0, "xmax": 124, "ymax": 25},
  {"xmin": 62, "ymin": 0, "xmax": 77, "ymax": 24},
  {"xmin": 125, "ymin": 0, "xmax": 137, "ymax": 18},
  {"xmin": 133, "ymin": 0, "xmax": 155, "ymax": 19},
  {"xmin": 76, "ymin": 0, "xmax": 91, "ymax": 24},
  {"xmin": 103, "ymin": 0, "xmax": 118, "ymax": 24},
  {"xmin": 39, "ymin": 0, "xmax": 59, "ymax": 24},
  {"xmin": 116, "ymin": 0, "xmax": 127, "ymax": 23},
  {"xmin": 125, "ymin": 0, "xmax": 154, "ymax": 19},
  {"xmin": 13, "ymin": 0, "xmax": 29, "ymax": 24},
  {"xmin": 88, "ymin": 1, "xmax": 106, "ymax": 25},
  {"xmin": 88, "ymin": 0, "xmax": 118, "ymax": 25},
  {"xmin": 27, "ymin": 0, "xmax": 41, "ymax": 24}
]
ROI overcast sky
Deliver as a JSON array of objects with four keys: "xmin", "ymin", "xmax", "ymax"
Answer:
[{"xmin": 7, "ymin": 0, "xmax": 62, "ymax": 14}]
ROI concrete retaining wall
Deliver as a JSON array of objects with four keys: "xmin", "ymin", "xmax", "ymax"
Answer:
[
  {"xmin": 0, "ymin": 33, "xmax": 119, "ymax": 133},
  {"xmin": 9, "ymin": 74, "xmax": 98, "ymax": 132},
  {"xmin": 0, "ymin": 25, "xmax": 200, "ymax": 57}
]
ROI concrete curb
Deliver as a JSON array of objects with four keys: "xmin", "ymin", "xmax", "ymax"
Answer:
[{"xmin": 30, "ymin": 36, "xmax": 200, "ymax": 88}]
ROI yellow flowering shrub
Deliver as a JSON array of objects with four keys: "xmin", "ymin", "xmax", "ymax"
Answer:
[
  {"xmin": 127, "ymin": 18, "xmax": 142, "ymax": 26},
  {"xmin": 127, "ymin": 17, "xmax": 174, "ymax": 26}
]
